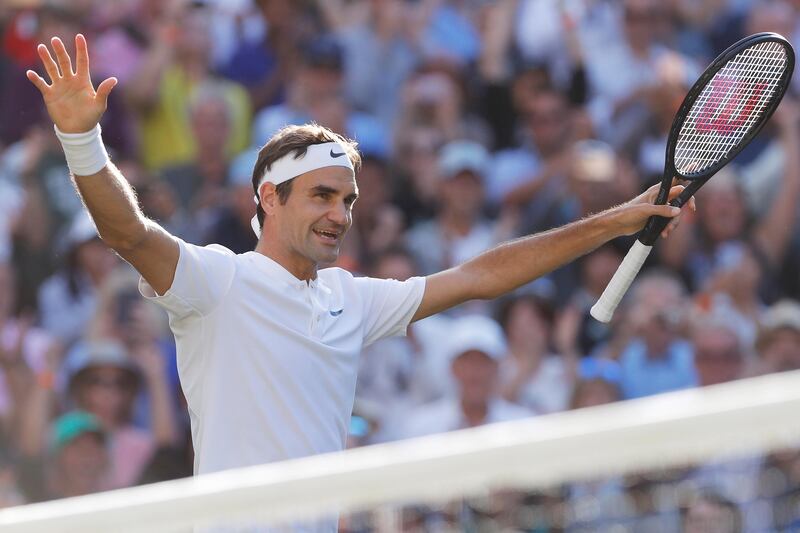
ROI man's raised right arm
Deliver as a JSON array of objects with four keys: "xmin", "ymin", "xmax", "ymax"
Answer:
[{"xmin": 27, "ymin": 34, "xmax": 178, "ymax": 295}]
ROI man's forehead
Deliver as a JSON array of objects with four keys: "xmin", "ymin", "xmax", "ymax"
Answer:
[{"xmin": 297, "ymin": 166, "xmax": 357, "ymax": 192}]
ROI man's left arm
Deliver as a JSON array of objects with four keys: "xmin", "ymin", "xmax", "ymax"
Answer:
[{"xmin": 412, "ymin": 183, "xmax": 693, "ymax": 322}]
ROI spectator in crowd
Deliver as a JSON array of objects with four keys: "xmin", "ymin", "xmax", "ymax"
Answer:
[
  {"xmin": 252, "ymin": 35, "xmax": 388, "ymax": 159},
  {"xmin": 394, "ymin": 65, "xmax": 492, "ymax": 151},
  {"xmin": 355, "ymin": 247, "xmax": 452, "ymax": 441},
  {"xmin": 399, "ymin": 315, "xmax": 531, "ymax": 439},
  {"xmin": 61, "ymin": 340, "xmax": 168, "ymax": 490},
  {"xmin": 569, "ymin": 357, "xmax": 623, "ymax": 410},
  {"xmin": 220, "ymin": 0, "xmax": 319, "ymax": 112},
  {"xmin": 127, "ymin": 159, "xmax": 199, "ymax": 244},
  {"xmin": 757, "ymin": 447, "xmax": 800, "ymax": 531},
  {"xmin": 17, "ymin": 411, "xmax": 108, "ymax": 502},
  {"xmin": 406, "ymin": 139, "xmax": 509, "ymax": 275},
  {"xmin": 755, "ymin": 299, "xmax": 800, "ymax": 374},
  {"xmin": 613, "ymin": 271, "xmax": 698, "ymax": 399},
  {"xmin": 584, "ymin": 0, "xmax": 697, "ymax": 146},
  {"xmin": 681, "ymin": 490, "xmax": 742, "ymax": 533},
  {"xmin": 37, "ymin": 213, "xmax": 118, "ymax": 346},
  {"xmin": 199, "ymin": 148, "xmax": 259, "ymax": 254},
  {"xmin": 159, "ymin": 82, "xmax": 238, "ymax": 213},
  {"xmin": 316, "ymin": 0, "xmax": 419, "ymax": 131},
  {"xmin": 496, "ymin": 292, "xmax": 574, "ymax": 414},
  {"xmin": 126, "ymin": 1, "xmax": 250, "ymax": 171},
  {"xmin": 0, "ymin": 261, "xmax": 55, "ymax": 436},
  {"xmin": 690, "ymin": 315, "xmax": 748, "ymax": 387},
  {"xmin": 490, "ymin": 88, "xmax": 574, "ymax": 234},
  {"xmin": 554, "ymin": 243, "xmax": 623, "ymax": 358}
]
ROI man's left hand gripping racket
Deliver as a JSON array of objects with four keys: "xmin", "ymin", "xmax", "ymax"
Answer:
[{"xmin": 591, "ymin": 32, "xmax": 795, "ymax": 323}]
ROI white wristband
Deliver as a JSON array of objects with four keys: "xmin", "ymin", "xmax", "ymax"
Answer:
[{"xmin": 54, "ymin": 124, "xmax": 110, "ymax": 176}]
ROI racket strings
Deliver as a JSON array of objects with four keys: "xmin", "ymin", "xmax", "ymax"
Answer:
[{"xmin": 675, "ymin": 41, "xmax": 788, "ymax": 175}]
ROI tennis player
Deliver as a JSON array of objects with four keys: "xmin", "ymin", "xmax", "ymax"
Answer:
[{"xmin": 28, "ymin": 35, "xmax": 690, "ymax": 478}]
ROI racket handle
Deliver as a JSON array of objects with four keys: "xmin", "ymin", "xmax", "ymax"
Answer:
[{"xmin": 590, "ymin": 240, "xmax": 653, "ymax": 323}]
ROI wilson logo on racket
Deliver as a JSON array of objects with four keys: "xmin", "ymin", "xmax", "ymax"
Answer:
[{"xmin": 696, "ymin": 76, "xmax": 768, "ymax": 135}]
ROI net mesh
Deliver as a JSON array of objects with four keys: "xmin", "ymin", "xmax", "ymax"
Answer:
[
  {"xmin": 2, "ymin": 371, "xmax": 800, "ymax": 532},
  {"xmin": 675, "ymin": 40, "xmax": 788, "ymax": 175}
]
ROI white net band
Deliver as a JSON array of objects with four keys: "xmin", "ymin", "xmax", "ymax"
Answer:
[{"xmin": 2, "ymin": 371, "xmax": 800, "ymax": 532}]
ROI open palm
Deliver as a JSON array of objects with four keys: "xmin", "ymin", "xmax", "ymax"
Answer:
[{"xmin": 26, "ymin": 34, "xmax": 117, "ymax": 134}]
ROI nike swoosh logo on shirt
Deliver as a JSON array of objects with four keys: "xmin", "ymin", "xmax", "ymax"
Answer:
[
  {"xmin": 330, "ymin": 149, "xmax": 346, "ymax": 158},
  {"xmin": 330, "ymin": 309, "xmax": 343, "ymax": 316}
]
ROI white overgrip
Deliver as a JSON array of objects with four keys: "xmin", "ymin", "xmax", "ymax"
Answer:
[{"xmin": 590, "ymin": 240, "xmax": 653, "ymax": 323}]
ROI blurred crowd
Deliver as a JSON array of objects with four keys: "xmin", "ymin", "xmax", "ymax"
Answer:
[{"xmin": 1, "ymin": 0, "xmax": 800, "ymax": 530}]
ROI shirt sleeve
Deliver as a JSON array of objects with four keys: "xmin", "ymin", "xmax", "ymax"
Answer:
[
  {"xmin": 138, "ymin": 239, "xmax": 236, "ymax": 320},
  {"xmin": 355, "ymin": 276, "xmax": 426, "ymax": 347}
]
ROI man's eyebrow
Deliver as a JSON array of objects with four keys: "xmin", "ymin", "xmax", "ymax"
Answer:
[
  {"xmin": 310, "ymin": 185, "xmax": 339, "ymax": 195},
  {"xmin": 310, "ymin": 185, "xmax": 358, "ymax": 200}
]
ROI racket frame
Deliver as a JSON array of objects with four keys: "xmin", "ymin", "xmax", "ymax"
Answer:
[{"xmin": 640, "ymin": 32, "xmax": 795, "ymax": 246}]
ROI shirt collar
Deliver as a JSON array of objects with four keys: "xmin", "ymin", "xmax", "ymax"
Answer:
[{"xmin": 245, "ymin": 252, "xmax": 331, "ymax": 294}]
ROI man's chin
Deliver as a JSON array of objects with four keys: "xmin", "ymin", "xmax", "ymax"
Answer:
[{"xmin": 310, "ymin": 247, "xmax": 340, "ymax": 266}]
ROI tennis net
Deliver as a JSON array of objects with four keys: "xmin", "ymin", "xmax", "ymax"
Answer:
[{"xmin": 2, "ymin": 370, "xmax": 800, "ymax": 532}]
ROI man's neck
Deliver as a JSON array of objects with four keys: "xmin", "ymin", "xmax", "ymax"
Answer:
[{"xmin": 254, "ymin": 239, "xmax": 317, "ymax": 281}]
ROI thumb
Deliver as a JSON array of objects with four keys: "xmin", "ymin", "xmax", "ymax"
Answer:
[{"xmin": 96, "ymin": 77, "xmax": 118, "ymax": 104}]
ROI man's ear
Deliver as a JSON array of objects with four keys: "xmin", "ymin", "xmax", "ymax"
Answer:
[{"xmin": 260, "ymin": 183, "xmax": 279, "ymax": 215}]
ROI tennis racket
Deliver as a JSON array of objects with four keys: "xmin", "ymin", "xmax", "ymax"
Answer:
[{"xmin": 590, "ymin": 32, "xmax": 795, "ymax": 323}]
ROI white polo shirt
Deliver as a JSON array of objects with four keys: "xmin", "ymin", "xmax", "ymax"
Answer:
[{"xmin": 139, "ymin": 239, "xmax": 426, "ymax": 475}]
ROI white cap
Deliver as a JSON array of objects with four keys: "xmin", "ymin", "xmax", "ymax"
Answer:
[
  {"xmin": 444, "ymin": 314, "xmax": 507, "ymax": 362},
  {"xmin": 438, "ymin": 140, "xmax": 489, "ymax": 180}
]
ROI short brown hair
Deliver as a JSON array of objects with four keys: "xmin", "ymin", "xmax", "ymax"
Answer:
[{"xmin": 252, "ymin": 123, "xmax": 361, "ymax": 229}]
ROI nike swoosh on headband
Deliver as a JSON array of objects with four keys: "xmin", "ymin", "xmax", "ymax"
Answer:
[
  {"xmin": 330, "ymin": 309, "xmax": 344, "ymax": 316},
  {"xmin": 330, "ymin": 149, "xmax": 346, "ymax": 158}
]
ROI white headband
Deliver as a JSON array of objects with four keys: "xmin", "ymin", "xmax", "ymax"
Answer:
[{"xmin": 251, "ymin": 141, "xmax": 354, "ymax": 237}]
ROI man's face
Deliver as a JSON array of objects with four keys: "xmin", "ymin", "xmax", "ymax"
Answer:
[
  {"xmin": 452, "ymin": 350, "xmax": 498, "ymax": 408},
  {"xmin": 693, "ymin": 328, "xmax": 743, "ymax": 386},
  {"xmin": 190, "ymin": 98, "xmax": 230, "ymax": 152},
  {"xmin": 269, "ymin": 167, "xmax": 358, "ymax": 266},
  {"xmin": 74, "ymin": 366, "xmax": 137, "ymax": 427},
  {"xmin": 760, "ymin": 328, "xmax": 800, "ymax": 372},
  {"xmin": 57, "ymin": 433, "xmax": 108, "ymax": 495},
  {"xmin": 525, "ymin": 93, "xmax": 568, "ymax": 155}
]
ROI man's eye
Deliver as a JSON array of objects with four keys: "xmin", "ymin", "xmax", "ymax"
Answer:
[{"xmin": 317, "ymin": 193, "xmax": 330, "ymax": 200}]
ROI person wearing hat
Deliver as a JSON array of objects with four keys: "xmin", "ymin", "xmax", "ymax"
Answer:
[
  {"xmin": 400, "ymin": 315, "xmax": 531, "ymax": 439},
  {"xmin": 28, "ymin": 34, "xmax": 689, "ymax": 488},
  {"xmin": 47, "ymin": 411, "xmax": 108, "ymax": 499},
  {"xmin": 63, "ymin": 341, "xmax": 156, "ymax": 490},
  {"xmin": 407, "ymin": 139, "xmax": 509, "ymax": 275},
  {"xmin": 16, "ymin": 410, "xmax": 108, "ymax": 502},
  {"xmin": 756, "ymin": 299, "xmax": 800, "ymax": 374}
]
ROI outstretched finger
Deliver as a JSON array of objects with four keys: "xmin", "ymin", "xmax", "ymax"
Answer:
[
  {"xmin": 95, "ymin": 77, "xmax": 118, "ymax": 104},
  {"xmin": 51, "ymin": 37, "xmax": 74, "ymax": 77},
  {"xmin": 26, "ymin": 70, "xmax": 50, "ymax": 94},
  {"xmin": 75, "ymin": 34, "xmax": 89, "ymax": 79},
  {"xmin": 37, "ymin": 44, "xmax": 61, "ymax": 83}
]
